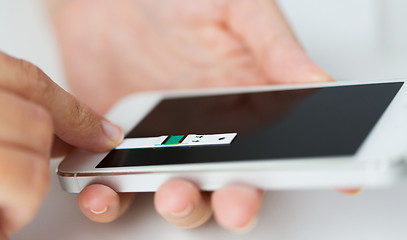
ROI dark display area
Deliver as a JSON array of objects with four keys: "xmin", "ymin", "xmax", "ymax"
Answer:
[{"xmin": 97, "ymin": 82, "xmax": 403, "ymax": 168}]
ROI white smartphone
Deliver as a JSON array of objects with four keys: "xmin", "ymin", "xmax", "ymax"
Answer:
[{"xmin": 58, "ymin": 79, "xmax": 407, "ymax": 193}]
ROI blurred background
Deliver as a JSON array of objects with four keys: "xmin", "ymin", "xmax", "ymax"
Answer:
[{"xmin": 1, "ymin": 0, "xmax": 407, "ymax": 239}]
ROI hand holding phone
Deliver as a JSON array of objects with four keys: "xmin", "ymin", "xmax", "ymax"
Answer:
[
  {"xmin": 59, "ymin": 79, "xmax": 407, "ymax": 194},
  {"xmin": 53, "ymin": 0, "xmax": 334, "ymax": 232}
]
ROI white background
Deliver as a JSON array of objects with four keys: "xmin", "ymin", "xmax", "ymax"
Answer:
[{"xmin": 1, "ymin": 0, "xmax": 407, "ymax": 239}]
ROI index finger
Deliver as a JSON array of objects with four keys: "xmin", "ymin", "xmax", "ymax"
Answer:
[{"xmin": 0, "ymin": 52, "xmax": 123, "ymax": 152}]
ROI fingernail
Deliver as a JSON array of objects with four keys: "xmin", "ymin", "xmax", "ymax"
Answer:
[
  {"xmin": 102, "ymin": 120, "xmax": 124, "ymax": 145},
  {"xmin": 230, "ymin": 217, "xmax": 258, "ymax": 235},
  {"xmin": 170, "ymin": 203, "xmax": 193, "ymax": 218},
  {"xmin": 90, "ymin": 205, "xmax": 108, "ymax": 215}
]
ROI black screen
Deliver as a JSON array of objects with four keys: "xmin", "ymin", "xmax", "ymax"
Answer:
[{"xmin": 97, "ymin": 82, "xmax": 403, "ymax": 168}]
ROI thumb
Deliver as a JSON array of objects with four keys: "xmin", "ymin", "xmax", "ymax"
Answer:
[
  {"xmin": 0, "ymin": 52, "xmax": 123, "ymax": 152},
  {"xmin": 225, "ymin": 0, "xmax": 333, "ymax": 84}
]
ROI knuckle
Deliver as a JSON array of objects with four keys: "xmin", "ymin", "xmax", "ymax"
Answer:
[
  {"xmin": 0, "ymin": 90, "xmax": 54, "ymax": 155},
  {"xmin": 30, "ymin": 103, "xmax": 53, "ymax": 131},
  {"xmin": 33, "ymin": 157, "xmax": 50, "ymax": 196},
  {"xmin": 16, "ymin": 59, "xmax": 50, "ymax": 99},
  {"xmin": 29, "ymin": 104, "xmax": 54, "ymax": 148},
  {"xmin": 70, "ymin": 100, "xmax": 94, "ymax": 128},
  {"xmin": 22, "ymin": 154, "xmax": 50, "ymax": 196}
]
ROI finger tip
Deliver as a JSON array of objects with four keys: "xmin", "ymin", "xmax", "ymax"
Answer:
[
  {"xmin": 102, "ymin": 120, "xmax": 124, "ymax": 149},
  {"xmin": 78, "ymin": 184, "xmax": 120, "ymax": 222},
  {"xmin": 212, "ymin": 185, "xmax": 263, "ymax": 232},
  {"xmin": 155, "ymin": 179, "xmax": 199, "ymax": 215},
  {"xmin": 289, "ymin": 66, "xmax": 334, "ymax": 84},
  {"xmin": 78, "ymin": 184, "xmax": 117, "ymax": 208},
  {"xmin": 307, "ymin": 71, "xmax": 335, "ymax": 83},
  {"xmin": 229, "ymin": 217, "xmax": 258, "ymax": 234},
  {"xmin": 154, "ymin": 179, "xmax": 212, "ymax": 229}
]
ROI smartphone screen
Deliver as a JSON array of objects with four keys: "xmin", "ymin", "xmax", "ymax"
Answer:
[{"xmin": 97, "ymin": 82, "xmax": 403, "ymax": 168}]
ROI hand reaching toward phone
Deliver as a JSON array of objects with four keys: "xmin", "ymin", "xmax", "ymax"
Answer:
[
  {"xmin": 0, "ymin": 52, "xmax": 124, "ymax": 238},
  {"xmin": 50, "ymin": 0, "xmax": 333, "ymax": 232}
]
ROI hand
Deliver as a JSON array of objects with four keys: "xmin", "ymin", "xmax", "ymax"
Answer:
[
  {"xmin": 0, "ymin": 52, "xmax": 123, "ymax": 238},
  {"xmin": 51, "ymin": 0, "xmax": 333, "ymax": 232}
]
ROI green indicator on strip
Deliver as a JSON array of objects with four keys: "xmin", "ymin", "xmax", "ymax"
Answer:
[{"xmin": 163, "ymin": 135, "xmax": 185, "ymax": 145}]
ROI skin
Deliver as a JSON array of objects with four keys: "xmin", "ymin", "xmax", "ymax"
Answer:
[
  {"xmin": 47, "ymin": 0, "xmax": 335, "ymax": 232},
  {"xmin": 0, "ymin": 0, "xmax": 363, "ymax": 237},
  {"xmin": 0, "ymin": 52, "xmax": 124, "ymax": 239}
]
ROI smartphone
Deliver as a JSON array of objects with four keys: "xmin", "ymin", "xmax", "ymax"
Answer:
[{"xmin": 58, "ymin": 79, "xmax": 407, "ymax": 193}]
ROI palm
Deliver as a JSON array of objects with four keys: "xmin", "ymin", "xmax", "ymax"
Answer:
[{"xmin": 55, "ymin": 0, "xmax": 326, "ymax": 113}]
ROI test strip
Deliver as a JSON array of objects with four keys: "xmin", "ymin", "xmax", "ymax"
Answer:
[{"xmin": 115, "ymin": 133, "xmax": 237, "ymax": 150}]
